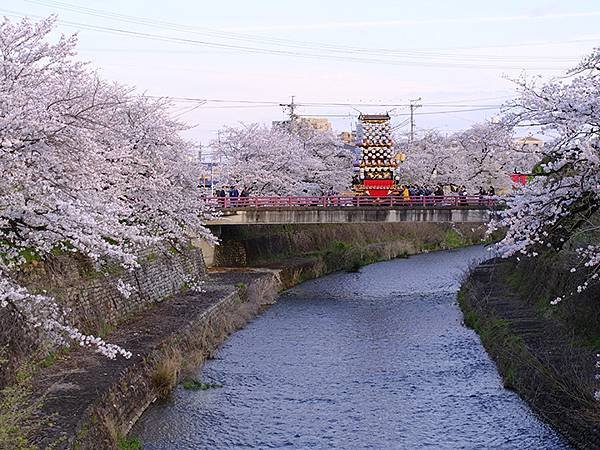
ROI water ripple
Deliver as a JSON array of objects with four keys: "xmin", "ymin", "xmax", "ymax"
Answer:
[{"xmin": 134, "ymin": 246, "xmax": 570, "ymax": 449}]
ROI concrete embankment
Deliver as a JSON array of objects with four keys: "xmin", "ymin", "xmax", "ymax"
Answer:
[
  {"xmin": 12, "ymin": 222, "xmax": 491, "ymax": 449},
  {"xmin": 459, "ymin": 258, "xmax": 600, "ymax": 449},
  {"xmin": 207, "ymin": 222, "xmax": 490, "ymax": 268},
  {"xmin": 28, "ymin": 270, "xmax": 281, "ymax": 449}
]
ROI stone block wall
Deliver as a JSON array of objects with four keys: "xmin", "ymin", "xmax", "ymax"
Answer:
[{"xmin": 1, "ymin": 245, "xmax": 206, "ymax": 387}]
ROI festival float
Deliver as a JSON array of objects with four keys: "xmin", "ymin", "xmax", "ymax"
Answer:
[{"xmin": 353, "ymin": 114, "xmax": 402, "ymax": 196}]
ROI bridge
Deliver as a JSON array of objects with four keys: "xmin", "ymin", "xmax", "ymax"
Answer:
[{"xmin": 206, "ymin": 195, "xmax": 497, "ymax": 225}]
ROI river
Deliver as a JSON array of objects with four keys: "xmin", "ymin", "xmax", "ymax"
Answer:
[{"xmin": 133, "ymin": 246, "xmax": 569, "ymax": 449}]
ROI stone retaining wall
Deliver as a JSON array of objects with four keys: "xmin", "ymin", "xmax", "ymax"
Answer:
[
  {"xmin": 1, "ymin": 245, "xmax": 205, "ymax": 387},
  {"xmin": 459, "ymin": 260, "xmax": 600, "ymax": 449},
  {"xmin": 30, "ymin": 270, "xmax": 279, "ymax": 449}
]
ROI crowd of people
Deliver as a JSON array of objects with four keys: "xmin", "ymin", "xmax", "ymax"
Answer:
[
  {"xmin": 399, "ymin": 184, "xmax": 496, "ymax": 198},
  {"xmin": 216, "ymin": 186, "xmax": 250, "ymax": 199},
  {"xmin": 212, "ymin": 184, "xmax": 496, "ymax": 198}
]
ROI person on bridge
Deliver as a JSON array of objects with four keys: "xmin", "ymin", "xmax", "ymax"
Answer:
[
  {"xmin": 459, "ymin": 185, "xmax": 467, "ymax": 206},
  {"xmin": 402, "ymin": 185, "xmax": 410, "ymax": 202},
  {"xmin": 229, "ymin": 186, "xmax": 240, "ymax": 207},
  {"xmin": 478, "ymin": 186, "xmax": 486, "ymax": 206},
  {"xmin": 217, "ymin": 187, "xmax": 227, "ymax": 207},
  {"xmin": 433, "ymin": 185, "xmax": 443, "ymax": 204},
  {"xmin": 326, "ymin": 186, "xmax": 336, "ymax": 206}
]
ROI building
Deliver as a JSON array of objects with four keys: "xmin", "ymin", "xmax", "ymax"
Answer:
[
  {"xmin": 338, "ymin": 131, "xmax": 356, "ymax": 144},
  {"xmin": 300, "ymin": 117, "xmax": 332, "ymax": 131},
  {"xmin": 515, "ymin": 135, "xmax": 544, "ymax": 149},
  {"xmin": 272, "ymin": 117, "xmax": 332, "ymax": 131},
  {"xmin": 514, "ymin": 135, "xmax": 544, "ymax": 174}
]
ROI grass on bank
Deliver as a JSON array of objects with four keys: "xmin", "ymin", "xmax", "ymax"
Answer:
[
  {"xmin": 499, "ymin": 255, "xmax": 600, "ymax": 350},
  {"xmin": 325, "ymin": 227, "xmax": 480, "ymax": 273},
  {"xmin": 116, "ymin": 435, "xmax": 142, "ymax": 450},
  {"xmin": 458, "ymin": 286, "xmax": 544, "ymax": 391},
  {"xmin": 0, "ymin": 361, "xmax": 52, "ymax": 450},
  {"xmin": 182, "ymin": 378, "xmax": 222, "ymax": 390},
  {"xmin": 151, "ymin": 349, "xmax": 183, "ymax": 400}
]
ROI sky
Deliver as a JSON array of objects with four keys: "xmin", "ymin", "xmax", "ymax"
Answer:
[{"xmin": 2, "ymin": 0, "xmax": 599, "ymax": 155}]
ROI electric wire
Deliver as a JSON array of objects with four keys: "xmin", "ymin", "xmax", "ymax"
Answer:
[
  {"xmin": 23, "ymin": 0, "xmax": 589, "ymax": 64},
  {"xmin": 0, "ymin": 7, "xmax": 579, "ymax": 70}
]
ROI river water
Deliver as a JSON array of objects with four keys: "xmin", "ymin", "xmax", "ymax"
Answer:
[{"xmin": 134, "ymin": 246, "xmax": 569, "ymax": 449}]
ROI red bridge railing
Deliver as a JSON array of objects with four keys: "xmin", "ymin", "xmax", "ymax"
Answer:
[{"xmin": 208, "ymin": 195, "xmax": 498, "ymax": 209}]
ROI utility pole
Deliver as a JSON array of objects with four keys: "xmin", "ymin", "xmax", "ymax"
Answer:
[
  {"xmin": 280, "ymin": 95, "xmax": 298, "ymax": 122},
  {"xmin": 409, "ymin": 97, "xmax": 422, "ymax": 143}
]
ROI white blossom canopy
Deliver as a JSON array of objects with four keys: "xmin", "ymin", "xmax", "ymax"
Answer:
[
  {"xmin": 493, "ymin": 47, "xmax": 600, "ymax": 304},
  {"xmin": 0, "ymin": 16, "xmax": 214, "ymax": 358},
  {"xmin": 214, "ymin": 122, "xmax": 354, "ymax": 195},
  {"xmin": 397, "ymin": 122, "xmax": 536, "ymax": 191}
]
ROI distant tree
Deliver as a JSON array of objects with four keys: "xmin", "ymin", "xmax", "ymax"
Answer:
[
  {"xmin": 0, "ymin": 16, "xmax": 214, "ymax": 358},
  {"xmin": 399, "ymin": 122, "xmax": 529, "ymax": 190},
  {"xmin": 397, "ymin": 130, "xmax": 450, "ymax": 185},
  {"xmin": 214, "ymin": 122, "xmax": 353, "ymax": 195}
]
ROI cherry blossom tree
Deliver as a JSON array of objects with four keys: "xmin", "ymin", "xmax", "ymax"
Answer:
[
  {"xmin": 0, "ymin": 16, "xmax": 214, "ymax": 359},
  {"xmin": 214, "ymin": 121, "xmax": 353, "ymax": 195},
  {"xmin": 490, "ymin": 48, "xmax": 600, "ymax": 402},
  {"xmin": 454, "ymin": 122, "xmax": 524, "ymax": 190},
  {"xmin": 396, "ymin": 130, "xmax": 450, "ymax": 185},
  {"xmin": 493, "ymin": 47, "xmax": 600, "ymax": 304},
  {"xmin": 399, "ymin": 122, "xmax": 529, "ymax": 191}
]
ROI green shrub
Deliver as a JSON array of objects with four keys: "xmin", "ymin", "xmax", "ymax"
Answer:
[
  {"xmin": 39, "ymin": 351, "xmax": 57, "ymax": 369},
  {"xmin": 330, "ymin": 240, "xmax": 352, "ymax": 251},
  {"xmin": 444, "ymin": 229, "xmax": 467, "ymax": 248},
  {"xmin": 117, "ymin": 436, "xmax": 142, "ymax": 450},
  {"xmin": 0, "ymin": 370, "xmax": 44, "ymax": 450},
  {"xmin": 182, "ymin": 378, "xmax": 222, "ymax": 391},
  {"xmin": 346, "ymin": 258, "xmax": 363, "ymax": 273}
]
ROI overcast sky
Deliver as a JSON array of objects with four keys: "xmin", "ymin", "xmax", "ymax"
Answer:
[{"xmin": 3, "ymin": 0, "xmax": 599, "ymax": 149}]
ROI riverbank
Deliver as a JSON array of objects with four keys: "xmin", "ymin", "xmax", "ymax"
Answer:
[
  {"xmin": 459, "ymin": 259, "xmax": 600, "ymax": 449},
  {"xmin": 15, "ymin": 270, "xmax": 278, "ymax": 449},
  {"xmin": 8, "ymin": 223, "xmax": 492, "ymax": 449}
]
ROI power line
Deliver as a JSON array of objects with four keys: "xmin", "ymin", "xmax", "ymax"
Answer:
[
  {"xmin": 396, "ymin": 106, "xmax": 500, "ymax": 115},
  {"xmin": 0, "ymin": 8, "xmax": 579, "ymax": 70},
  {"xmin": 187, "ymin": 106, "xmax": 501, "ymax": 117},
  {"xmin": 151, "ymin": 95, "xmax": 504, "ymax": 108},
  {"xmin": 391, "ymin": 118, "xmax": 411, "ymax": 131},
  {"xmin": 24, "ymin": 0, "xmax": 589, "ymax": 64},
  {"xmin": 152, "ymin": 95, "xmax": 502, "ymax": 118},
  {"xmin": 171, "ymin": 100, "xmax": 207, "ymax": 118}
]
